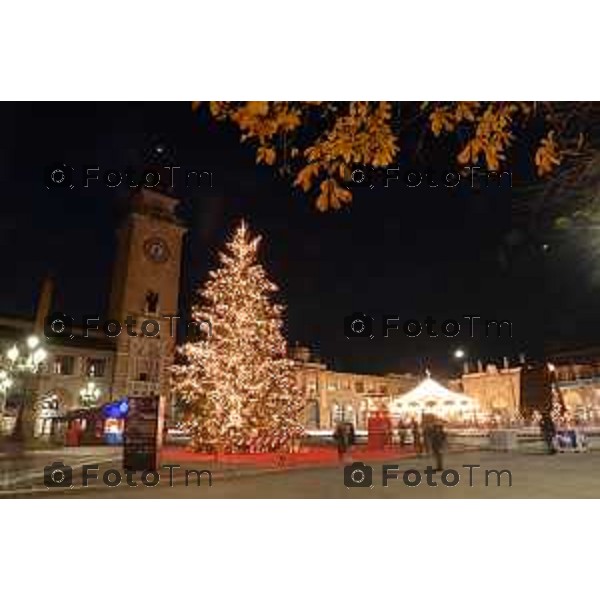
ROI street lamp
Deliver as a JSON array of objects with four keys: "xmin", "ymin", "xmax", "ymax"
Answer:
[
  {"xmin": 6, "ymin": 336, "xmax": 47, "ymax": 373},
  {"xmin": 80, "ymin": 381, "xmax": 101, "ymax": 408},
  {"xmin": 454, "ymin": 348, "xmax": 466, "ymax": 359},
  {"xmin": 0, "ymin": 370, "xmax": 13, "ymax": 414}
]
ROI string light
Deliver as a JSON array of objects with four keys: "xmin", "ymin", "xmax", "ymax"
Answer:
[{"xmin": 171, "ymin": 221, "xmax": 304, "ymax": 453}]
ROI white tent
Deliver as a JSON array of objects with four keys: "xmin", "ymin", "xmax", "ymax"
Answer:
[{"xmin": 389, "ymin": 375, "xmax": 479, "ymax": 420}]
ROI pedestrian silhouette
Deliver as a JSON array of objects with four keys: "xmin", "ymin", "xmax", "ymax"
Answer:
[
  {"xmin": 430, "ymin": 421, "xmax": 447, "ymax": 470},
  {"xmin": 540, "ymin": 413, "xmax": 557, "ymax": 454}
]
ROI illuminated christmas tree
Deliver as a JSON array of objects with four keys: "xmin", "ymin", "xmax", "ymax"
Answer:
[{"xmin": 172, "ymin": 221, "xmax": 304, "ymax": 453}]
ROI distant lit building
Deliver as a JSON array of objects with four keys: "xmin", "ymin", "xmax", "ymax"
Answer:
[
  {"xmin": 460, "ymin": 363, "xmax": 521, "ymax": 417},
  {"xmin": 548, "ymin": 346, "xmax": 600, "ymax": 421},
  {"xmin": 291, "ymin": 345, "xmax": 418, "ymax": 430},
  {"xmin": 0, "ymin": 314, "xmax": 114, "ymax": 414},
  {"xmin": 457, "ymin": 352, "xmax": 600, "ymax": 422}
]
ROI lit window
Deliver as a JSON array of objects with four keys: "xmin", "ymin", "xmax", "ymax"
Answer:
[
  {"xmin": 87, "ymin": 358, "xmax": 106, "ymax": 378},
  {"xmin": 53, "ymin": 356, "xmax": 74, "ymax": 375}
]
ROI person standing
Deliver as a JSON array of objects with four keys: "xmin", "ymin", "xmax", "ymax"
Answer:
[
  {"xmin": 423, "ymin": 418, "xmax": 432, "ymax": 456},
  {"xmin": 398, "ymin": 420, "xmax": 407, "ymax": 447},
  {"xmin": 411, "ymin": 418, "xmax": 423, "ymax": 456},
  {"xmin": 540, "ymin": 413, "xmax": 557, "ymax": 454}
]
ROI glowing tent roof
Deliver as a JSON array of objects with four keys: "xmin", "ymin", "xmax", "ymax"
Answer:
[{"xmin": 389, "ymin": 376, "xmax": 479, "ymax": 417}]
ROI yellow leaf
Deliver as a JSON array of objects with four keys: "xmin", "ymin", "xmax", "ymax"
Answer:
[
  {"xmin": 457, "ymin": 142, "xmax": 473, "ymax": 165},
  {"xmin": 534, "ymin": 130, "xmax": 561, "ymax": 176}
]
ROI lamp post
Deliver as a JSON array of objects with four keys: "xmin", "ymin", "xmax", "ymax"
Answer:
[
  {"xmin": 80, "ymin": 381, "xmax": 101, "ymax": 408},
  {"xmin": 0, "ymin": 370, "xmax": 13, "ymax": 414},
  {"xmin": 4, "ymin": 335, "xmax": 47, "ymax": 444}
]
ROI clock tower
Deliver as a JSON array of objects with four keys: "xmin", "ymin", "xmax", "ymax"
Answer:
[{"xmin": 108, "ymin": 187, "xmax": 186, "ymax": 403}]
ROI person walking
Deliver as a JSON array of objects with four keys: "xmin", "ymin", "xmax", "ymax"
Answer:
[
  {"xmin": 333, "ymin": 422, "xmax": 350, "ymax": 462},
  {"xmin": 430, "ymin": 421, "xmax": 447, "ymax": 471},
  {"xmin": 346, "ymin": 422, "xmax": 356, "ymax": 460}
]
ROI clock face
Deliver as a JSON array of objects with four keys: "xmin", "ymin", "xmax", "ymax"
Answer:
[{"xmin": 144, "ymin": 238, "xmax": 170, "ymax": 263}]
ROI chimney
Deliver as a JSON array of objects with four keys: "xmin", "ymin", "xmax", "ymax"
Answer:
[
  {"xmin": 503, "ymin": 356, "xmax": 509, "ymax": 370},
  {"xmin": 519, "ymin": 352, "xmax": 526, "ymax": 365},
  {"xmin": 477, "ymin": 359, "xmax": 483, "ymax": 373},
  {"xmin": 290, "ymin": 345, "xmax": 311, "ymax": 363},
  {"xmin": 34, "ymin": 275, "xmax": 54, "ymax": 335},
  {"xmin": 463, "ymin": 361, "xmax": 469, "ymax": 374}
]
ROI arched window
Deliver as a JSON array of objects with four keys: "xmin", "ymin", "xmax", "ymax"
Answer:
[
  {"xmin": 306, "ymin": 400, "xmax": 320, "ymax": 429},
  {"xmin": 332, "ymin": 404, "xmax": 355, "ymax": 425},
  {"xmin": 332, "ymin": 404, "xmax": 342, "ymax": 425},
  {"xmin": 358, "ymin": 401, "xmax": 368, "ymax": 429},
  {"xmin": 344, "ymin": 405, "xmax": 355, "ymax": 426}
]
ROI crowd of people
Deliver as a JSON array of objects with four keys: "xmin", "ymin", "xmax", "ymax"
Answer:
[
  {"xmin": 332, "ymin": 408, "xmax": 590, "ymax": 464},
  {"xmin": 403, "ymin": 417, "xmax": 448, "ymax": 469},
  {"xmin": 333, "ymin": 415, "xmax": 449, "ymax": 469}
]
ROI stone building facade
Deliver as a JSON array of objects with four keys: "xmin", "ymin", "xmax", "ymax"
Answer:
[
  {"xmin": 292, "ymin": 346, "xmax": 418, "ymax": 430},
  {"xmin": 460, "ymin": 365, "xmax": 521, "ymax": 416},
  {"xmin": 107, "ymin": 188, "xmax": 186, "ymax": 401},
  {"xmin": 457, "ymin": 353, "xmax": 600, "ymax": 421},
  {"xmin": 0, "ymin": 315, "xmax": 116, "ymax": 414},
  {"xmin": 550, "ymin": 348, "xmax": 600, "ymax": 421}
]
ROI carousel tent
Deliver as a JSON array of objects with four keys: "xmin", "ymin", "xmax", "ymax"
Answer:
[{"xmin": 389, "ymin": 375, "xmax": 480, "ymax": 420}]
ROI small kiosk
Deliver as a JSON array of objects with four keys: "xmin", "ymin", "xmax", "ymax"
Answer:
[
  {"xmin": 64, "ymin": 407, "xmax": 104, "ymax": 446},
  {"xmin": 367, "ymin": 410, "xmax": 393, "ymax": 450},
  {"xmin": 63, "ymin": 398, "xmax": 129, "ymax": 446},
  {"xmin": 102, "ymin": 398, "xmax": 129, "ymax": 445}
]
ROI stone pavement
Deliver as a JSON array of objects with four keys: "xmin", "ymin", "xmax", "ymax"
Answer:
[
  {"xmin": 0, "ymin": 447, "xmax": 116, "ymax": 495},
  {"xmin": 5, "ymin": 445, "xmax": 600, "ymax": 498},
  {"xmin": 0, "ymin": 444, "xmax": 415, "ymax": 496}
]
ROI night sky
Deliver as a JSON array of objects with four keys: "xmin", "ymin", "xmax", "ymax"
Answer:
[{"xmin": 1, "ymin": 102, "xmax": 598, "ymax": 376}]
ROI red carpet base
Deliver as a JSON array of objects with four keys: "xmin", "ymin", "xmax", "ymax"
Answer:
[{"xmin": 161, "ymin": 446, "xmax": 416, "ymax": 468}]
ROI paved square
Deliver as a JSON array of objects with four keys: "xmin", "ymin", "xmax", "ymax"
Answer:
[{"xmin": 5, "ymin": 448, "xmax": 600, "ymax": 498}]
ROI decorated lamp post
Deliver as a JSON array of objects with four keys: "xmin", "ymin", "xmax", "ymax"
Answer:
[
  {"xmin": 80, "ymin": 381, "xmax": 101, "ymax": 408},
  {"xmin": 5, "ymin": 335, "xmax": 47, "ymax": 444},
  {"xmin": 0, "ymin": 370, "xmax": 13, "ymax": 414}
]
